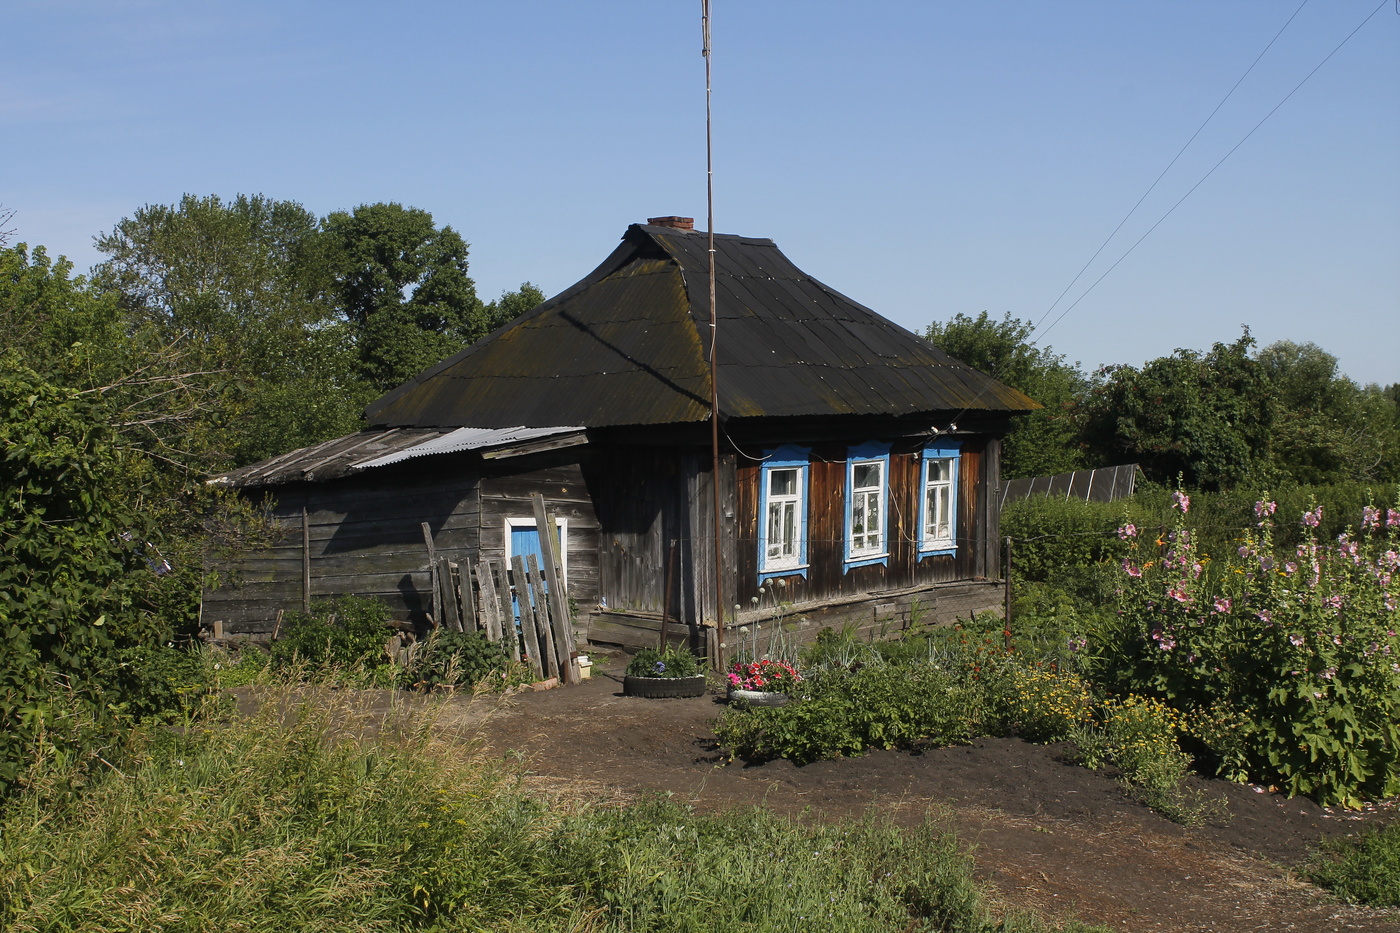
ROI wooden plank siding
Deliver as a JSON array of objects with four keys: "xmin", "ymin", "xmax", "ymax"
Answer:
[
  {"xmin": 478, "ymin": 460, "xmax": 601, "ymax": 622},
  {"xmin": 732, "ymin": 438, "xmax": 997, "ymax": 609},
  {"xmin": 202, "ymin": 450, "xmax": 601, "ymax": 638}
]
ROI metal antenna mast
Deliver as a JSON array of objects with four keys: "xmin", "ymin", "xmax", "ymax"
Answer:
[{"xmin": 702, "ymin": 0, "xmax": 724, "ymax": 671}]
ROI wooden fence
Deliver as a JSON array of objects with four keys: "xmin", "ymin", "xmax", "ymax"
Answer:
[{"xmin": 422, "ymin": 493, "xmax": 580, "ymax": 685}]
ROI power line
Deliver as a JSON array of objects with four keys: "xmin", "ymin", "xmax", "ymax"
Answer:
[
  {"xmin": 1031, "ymin": 0, "xmax": 1312, "ymax": 336},
  {"xmin": 935, "ymin": 0, "xmax": 1388, "ymax": 430},
  {"xmin": 1037, "ymin": 0, "xmax": 1390, "ymax": 344}
]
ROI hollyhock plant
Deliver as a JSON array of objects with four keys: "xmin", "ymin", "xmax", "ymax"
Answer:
[{"xmin": 1102, "ymin": 492, "xmax": 1400, "ymax": 807}]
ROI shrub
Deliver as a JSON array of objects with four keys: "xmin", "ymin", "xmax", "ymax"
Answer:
[
  {"xmin": 1072, "ymin": 694, "xmax": 1215, "ymax": 825},
  {"xmin": 404, "ymin": 630, "xmax": 512, "ymax": 689},
  {"xmin": 106, "ymin": 645, "xmax": 213, "ymax": 723},
  {"xmin": 1006, "ymin": 664, "xmax": 1094, "ymax": 743},
  {"xmin": 714, "ymin": 662, "xmax": 985, "ymax": 765},
  {"xmin": 269, "ymin": 595, "xmax": 394, "ymax": 677},
  {"xmin": 1308, "ymin": 822, "xmax": 1400, "ymax": 907},
  {"xmin": 625, "ymin": 645, "xmax": 701, "ymax": 679}
]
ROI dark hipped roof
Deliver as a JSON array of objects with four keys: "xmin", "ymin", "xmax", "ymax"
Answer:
[{"xmin": 365, "ymin": 223, "xmax": 1037, "ymax": 429}]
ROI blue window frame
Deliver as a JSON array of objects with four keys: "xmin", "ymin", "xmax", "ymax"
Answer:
[
  {"xmin": 844, "ymin": 441, "xmax": 891, "ymax": 570},
  {"xmin": 919, "ymin": 443, "xmax": 960, "ymax": 557},
  {"xmin": 758, "ymin": 445, "xmax": 810, "ymax": 582}
]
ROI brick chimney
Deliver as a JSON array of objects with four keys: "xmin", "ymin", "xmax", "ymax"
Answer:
[{"xmin": 646, "ymin": 216, "xmax": 694, "ymax": 230}]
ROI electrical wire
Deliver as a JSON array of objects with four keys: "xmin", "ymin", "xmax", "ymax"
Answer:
[
  {"xmin": 1031, "ymin": 0, "xmax": 1312, "ymax": 337},
  {"xmin": 1037, "ymin": 0, "xmax": 1390, "ymax": 344},
  {"xmin": 936, "ymin": 0, "xmax": 1388, "ymax": 429}
]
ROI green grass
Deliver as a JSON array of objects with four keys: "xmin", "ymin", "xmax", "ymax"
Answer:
[
  {"xmin": 1308, "ymin": 822, "xmax": 1400, "ymax": 907},
  {"xmin": 0, "ymin": 684, "xmax": 1109, "ymax": 933}
]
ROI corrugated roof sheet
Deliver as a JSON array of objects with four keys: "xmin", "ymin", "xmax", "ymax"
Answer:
[
  {"xmin": 352, "ymin": 425, "xmax": 584, "ymax": 469},
  {"xmin": 364, "ymin": 223, "xmax": 1038, "ymax": 429},
  {"xmin": 209, "ymin": 426, "xmax": 584, "ymax": 489}
]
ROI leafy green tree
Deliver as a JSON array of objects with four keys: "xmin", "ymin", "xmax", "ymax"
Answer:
[
  {"xmin": 1256, "ymin": 341, "xmax": 1399, "ymax": 485},
  {"xmin": 925, "ymin": 312, "xmax": 1086, "ymax": 479},
  {"xmin": 1079, "ymin": 331, "xmax": 1273, "ymax": 490},
  {"xmin": 318, "ymin": 203, "xmax": 493, "ymax": 391},
  {"xmin": 485, "ymin": 281, "xmax": 546, "ymax": 329},
  {"xmin": 94, "ymin": 194, "xmax": 368, "ymax": 467}
]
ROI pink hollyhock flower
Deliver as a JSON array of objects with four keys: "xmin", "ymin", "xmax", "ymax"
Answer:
[
  {"xmin": 1172, "ymin": 490, "xmax": 1191, "ymax": 513},
  {"xmin": 1213, "ymin": 597, "xmax": 1231, "ymax": 614},
  {"xmin": 1122, "ymin": 560, "xmax": 1142, "ymax": 579},
  {"xmin": 1289, "ymin": 633, "xmax": 1304, "ymax": 647},
  {"xmin": 1117, "ymin": 523, "xmax": 1138, "ymax": 540},
  {"xmin": 1362, "ymin": 505, "xmax": 1381, "ymax": 531},
  {"xmin": 1302, "ymin": 507, "xmax": 1322, "ymax": 528}
]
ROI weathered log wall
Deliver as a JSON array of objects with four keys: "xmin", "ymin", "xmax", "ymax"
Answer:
[{"xmin": 203, "ymin": 451, "xmax": 599, "ymax": 638}]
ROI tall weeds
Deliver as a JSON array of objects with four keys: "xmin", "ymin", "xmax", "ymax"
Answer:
[{"xmin": 0, "ymin": 683, "xmax": 1104, "ymax": 933}]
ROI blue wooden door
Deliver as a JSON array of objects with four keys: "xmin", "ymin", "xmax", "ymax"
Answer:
[{"xmin": 508, "ymin": 524, "xmax": 563, "ymax": 622}]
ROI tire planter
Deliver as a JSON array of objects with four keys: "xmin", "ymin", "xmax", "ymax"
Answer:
[
  {"xmin": 727, "ymin": 687, "xmax": 791, "ymax": 708},
  {"xmin": 623, "ymin": 674, "xmax": 707, "ymax": 698}
]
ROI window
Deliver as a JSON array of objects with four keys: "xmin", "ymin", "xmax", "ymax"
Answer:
[
  {"xmin": 919, "ymin": 444, "xmax": 960, "ymax": 556},
  {"xmin": 759, "ymin": 445, "xmax": 810, "ymax": 580},
  {"xmin": 844, "ymin": 442, "xmax": 890, "ymax": 569}
]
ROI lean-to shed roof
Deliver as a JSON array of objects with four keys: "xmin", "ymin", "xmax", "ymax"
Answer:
[{"xmin": 365, "ymin": 223, "xmax": 1037, "ymax": 429}]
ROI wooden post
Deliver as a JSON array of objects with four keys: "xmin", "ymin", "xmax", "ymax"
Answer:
[
  {"xmin": 660, "ymin": 539, "xmax": 677, "ymax": 650},
  {"xmin": 510, "ymin": 555, "xmax": 544, "ymax": 678},
  {"xmin": 526, "ymin": 554, "xmax": 560, "ymax": 681},
  {"xmin": 301, "ymin": 507, "xmax": 311, "ymax": 612},
  {"xmin": 530, "ymin": 493, "xmax": 576, "ymax": 684},
  {"xmin": 1004, "ymin": 536, "xmax": 1013, "ymax": 651},
  {"xmin": 270, "ymin": 609, "xmax": 284, "ymax": 641},
  {"xmin": 421, "ymin": 522, "xmax": 439, "ymax": 629}
]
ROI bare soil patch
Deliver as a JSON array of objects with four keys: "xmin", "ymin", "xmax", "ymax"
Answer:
[{"xmin": 449, "ymin": 654, "xmax": 1400, "ymax": 933}]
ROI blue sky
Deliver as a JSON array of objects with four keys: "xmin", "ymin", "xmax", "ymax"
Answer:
[{"xmin": 7, "ymin": 1, "xmax": 1398, "ymax": 386}]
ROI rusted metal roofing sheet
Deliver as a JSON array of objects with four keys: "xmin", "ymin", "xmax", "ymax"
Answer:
[{"xmin": 365, "ymin": 223, "xmax": 1037, "ymax": 429}]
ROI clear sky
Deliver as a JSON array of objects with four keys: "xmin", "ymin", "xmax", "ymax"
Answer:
[{"xmin": 7, "ymin": 1, "xmax": 1398, "ymax": 386}]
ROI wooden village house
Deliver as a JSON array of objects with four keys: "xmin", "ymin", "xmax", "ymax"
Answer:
[{"xmin": 203, "ymin": 217, "xmax": 1037, "ymax": 664}]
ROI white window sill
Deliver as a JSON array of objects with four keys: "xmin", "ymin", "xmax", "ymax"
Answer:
[{"xmin": 760, "ymin": 562, "xmax": 809, "ymax": 575}]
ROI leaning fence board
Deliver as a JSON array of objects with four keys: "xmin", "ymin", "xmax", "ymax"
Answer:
[
  {"xmin": 526, "ymin": 554, "xmax": 560, "ymax": 681},
  {"xmin": 437, "ymin": 556, "xmax": 462, "ymax": 632},
  {"xmin": 455, "ymin": 561, "xmax": 479, "ymax": 632},
  {"xmin": 476, "ymin": 557, "xmax": 509, "ymax": 656},
  {"xmin": 531, "ymin": 493, "xmax": 577, "ymax": 684},
  {"xmin": 509, "ymin": 556, "xmax": 544, "ymax": 678},
  {"xmin": 490, "ymin": 558, "xmax": 516, "ymax": 660},
  {"xmin": 490, "ymin": 558, "xmax": 515, "ymax": 659},
  {"xmin": 421, "ymin": 523, "xmax": 440, "ymax": 628}
]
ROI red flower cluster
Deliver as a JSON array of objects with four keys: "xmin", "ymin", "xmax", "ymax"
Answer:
[{"xmin": 727, "ymin": 658, "xmax": 801, "ymax": 692}]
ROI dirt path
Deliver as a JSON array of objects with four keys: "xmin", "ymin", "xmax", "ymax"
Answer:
[{"xmin": 446, "ymin": 657, "xmax": 1400, "ymax": 933}]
